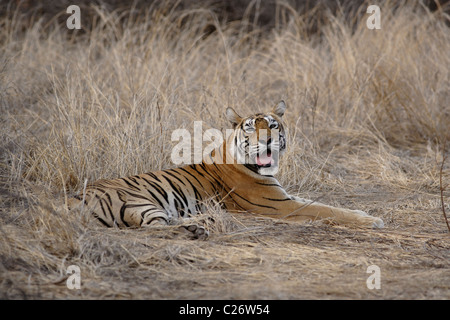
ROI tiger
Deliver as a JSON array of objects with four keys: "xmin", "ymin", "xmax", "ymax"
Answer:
[{"xmin": 69, "ymin": 101, "xmax": 384, "ymax": 237}]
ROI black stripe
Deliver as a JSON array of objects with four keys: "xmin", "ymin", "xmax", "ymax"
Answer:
[
  {"xmin": 164, "ymin": 170, "xmax": 186, "ymax": 186},
  {"xmin": 97, "ymin": 196, "xmax": 108, "ymax": 221},
  {"xmin": 121, "ymin": 178, "xmax": 141, "ymax": 191},
  {"xmin": 93, "ymin": 214, "xmax": 110, "ymax": 227},
  {"xmin": 146, "ymin": 216, "xmax": 168, "ymax": 225},
  {"xmin": 104, "ymin": 192, "xmax": 113, "ymax": 206},
  {"xmin": 263, "ymin": 197, "xmax": 291, "ymax": 202},
  {"xmin": 146, "ymin": 189, "xmax": 165, "ymax": 209},
  {"xmin": 141, "ymin": 175, "xmax": 169, "ymax": 203},
  {"xmin": 126, "ymin": 203, "xmax": 155, "ymax": 208},
  {"xmin": 103, "ymin": 199, "xmax": 115, "ymax": 222},
  {"xmin": 177, "ymin": 167, "xmax": 204, "ymax": 187},
  {"xmin": 188, "ymin": 164, "xmax": 224, "ymax": 198},
  {"xmin": 233, "ymin": 192, "xmax": 276, "ymax": 210},
  {"xmin": 119, "ymin": 189, "xmax": 151, "ymax": 201},
  {"xmin": 119, "ymin": 203, "xmax": 130, "ymax": 227},
  {"xmin": 129, "ymin": 176, "xmax": 141, "ymax": 185},
  {"xmin": 244, "ymin": 164, "xmax": 259, "ymax": 174},
  {"xmin": 162, "ymin": 175, "xmax": 189, "ymax": 207},
  {"xmin": 145, "ymin": 172, "xmax": 162, "ymax": 183},
  {"xmin": 189, "ymin": 183, "xmax": 202, "ymax": 212},
  {"xmin": 140, "ymin": 176, "xmax": 153, "ymax": 185},
  {"xmin": 171, "ymin": 170, "xmax": 203, "ymax": 198},
  {"xmin": 140, "ymin": 207, "xmax": 161, "ymax": 219},
  {"xmin": 172, "ymin": 168, "xmax": 204, "ymax": 213},
  {"xmin": 147, "ymin": 181, "xmax": 169, "ymax": 203},
  {"xmin": 88, "ymin": 186, "xmax": 107, "ymax": 194},
  {"xmin": 198, "ymin": 162, "xmax": 208, "ymax": 173},
  {"xmin": 195, "ymin": 163, "xmax": 224, "ymax": 192},
  {"xmin": 190, "ymin": 164, "xmax": 204, "ymax": 177},
  {"xmin": 255, "ymin": 182, "xmax": 283, "ymax": 188},
  {"xmin": 173, "ymin": 197, "xmax": 184, "ymax": 217}
]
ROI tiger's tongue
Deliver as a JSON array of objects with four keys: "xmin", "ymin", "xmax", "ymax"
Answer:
[{"xmin": 256, "ymin": 153, "xmax": 273, "ymax": 166}]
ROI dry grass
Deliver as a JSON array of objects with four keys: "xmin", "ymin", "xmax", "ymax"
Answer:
[{"xmin": 1, "ymin": 1, "xmax": 449, "ymax": 299}]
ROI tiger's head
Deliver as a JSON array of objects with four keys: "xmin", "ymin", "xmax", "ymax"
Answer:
[{"xmin": 225, "ymin": 101, "xmax": 287, "ymax": 176}]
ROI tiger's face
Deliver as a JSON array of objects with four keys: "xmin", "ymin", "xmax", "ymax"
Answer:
[{"xmin": 226, "ymin": 101, "xmax": 287, "ymax": 176}]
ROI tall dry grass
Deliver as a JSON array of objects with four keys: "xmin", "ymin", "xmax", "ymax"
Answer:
[{"xmin": 0, "ymin": 1, "xmax": 449, "ymax": 299}]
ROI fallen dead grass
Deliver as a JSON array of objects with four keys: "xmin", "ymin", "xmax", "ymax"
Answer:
[{"xmin": 1, "ymin": 1, "xmax": 449, "ymax": 299}]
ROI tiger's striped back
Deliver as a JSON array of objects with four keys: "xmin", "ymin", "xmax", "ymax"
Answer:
[{"xmin": 71, "ymin": 163, "xmax": 226, "ymax": 227}]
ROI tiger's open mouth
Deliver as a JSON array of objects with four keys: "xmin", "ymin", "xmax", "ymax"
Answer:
[
  {"xmin": 245, "ymin": 150, "xmax": 278, "ymax": 175},
  {"xmin": 255, "ymin": 150, "xmax": 274, "ymax": 167}
]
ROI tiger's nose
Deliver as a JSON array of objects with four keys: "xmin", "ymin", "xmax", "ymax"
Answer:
[{"xmin": 259, "ymin": 137, "xmax": 272, "ymax": 146}]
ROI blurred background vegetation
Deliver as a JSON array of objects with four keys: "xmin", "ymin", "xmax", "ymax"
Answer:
[{"xmin": 3, "ymin": 0, "xmax": 449, "ymax": 33}]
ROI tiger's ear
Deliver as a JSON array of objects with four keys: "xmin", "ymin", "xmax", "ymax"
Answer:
[
  {"xmin": 226, "ymin": 107, "xmax": 242, "ymax": 127},
  {"xmin": 272, "ymin": 100, "xmax": 286, "ymax": 118}
]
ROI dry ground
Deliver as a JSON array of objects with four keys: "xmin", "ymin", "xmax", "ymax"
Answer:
[{"xmin": 0, "ymin": 1, "xmax": 449, "ymax": 299}]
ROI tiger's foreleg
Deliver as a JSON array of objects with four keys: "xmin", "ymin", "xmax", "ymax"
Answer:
[{"xmin": 277, "ymin": 196, "xmax": 384, "ymax": 228}]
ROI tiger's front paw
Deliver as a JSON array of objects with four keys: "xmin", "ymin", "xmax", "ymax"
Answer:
[
  {"xmin": 353, "ymin": 210, "xmax": 384, "ymax": 229},
  {"xmin": 370, "ymin": 217, "xmax": 384, "ymax": 229}
]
